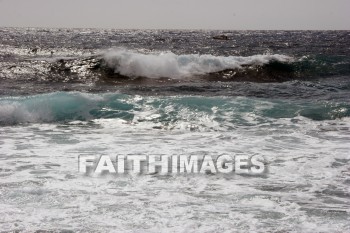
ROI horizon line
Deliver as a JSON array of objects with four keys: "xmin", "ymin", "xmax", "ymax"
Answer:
[{"xmin": 1, "ymin": 26, "xmax": 349, "ymax": 31}]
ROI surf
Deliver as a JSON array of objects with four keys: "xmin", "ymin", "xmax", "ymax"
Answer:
[
  {"xmin": 102, "ymin": 49, "xmax": 294, "ymax": 79},
  {"xmin": 0, "ymin": 92, "xmax": 349, "ymax": 126}
]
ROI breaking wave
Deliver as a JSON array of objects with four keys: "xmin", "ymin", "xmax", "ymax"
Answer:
[
  {"xmin": 0, "ymin": 92, "xmax": 349, "ymax": 126},
  {"xmin": 102, "ymin": 49, "xmax": 294, "ymax": 79},
  {"xmin": 4, "ymin": 48, "xmax": 349, "ymax": 84}
]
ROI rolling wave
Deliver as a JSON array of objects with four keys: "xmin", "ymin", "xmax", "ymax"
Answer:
[
  {"xmin": 2, "ymin": 48, "xmax": 349, "ymax": 85},
  {"xmin": 45, "ymin": 49, "xmax": 350, "ymax": 82},
  {"xmin": 0, "ymin": 92, "xmax": 349, "ymax": 126},
  {"xmin": 102, "ymin": 49, "xmax": 294, "ymax": 79}
]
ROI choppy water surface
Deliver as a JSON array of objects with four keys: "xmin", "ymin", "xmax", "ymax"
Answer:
[{"xmin": 0, "ymin": 28, "xmax": 349, "ymax": 232}]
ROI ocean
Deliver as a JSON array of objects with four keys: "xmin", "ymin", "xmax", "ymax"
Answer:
[{"xmin": 0, "ymin": 28, "xmax": 349, "ymax": 232}]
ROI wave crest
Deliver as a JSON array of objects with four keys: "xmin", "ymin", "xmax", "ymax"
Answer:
[{"xmin": 102, "ymin": 49, "xmax": 294, "ymax": 79}]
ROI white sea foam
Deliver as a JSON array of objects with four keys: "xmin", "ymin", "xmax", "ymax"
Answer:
[
  {"xmin": 1, "ymin": 93, "xmax": 349, "ymax": 232},
  {"xmin": 1, "ymin": 113, "xmax": 349, "ymax": 232},
  {"xmin": 103, "ymin": 49, "xmax": 293, "ymax": 78}
]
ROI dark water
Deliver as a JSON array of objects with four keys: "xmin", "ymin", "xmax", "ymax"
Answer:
[{"xmin": 0, "ymin": 28, "xmax": 349, "ymax": 98}]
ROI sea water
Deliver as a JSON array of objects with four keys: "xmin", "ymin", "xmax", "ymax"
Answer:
[{"xmin": 0, "ymin": 29, "xmax": 349, "ymax": 232}]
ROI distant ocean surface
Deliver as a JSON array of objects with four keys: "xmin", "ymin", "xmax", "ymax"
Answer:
[{"xmin": 0, "ymin": 28, "xmax": 349, "ymax": 232}]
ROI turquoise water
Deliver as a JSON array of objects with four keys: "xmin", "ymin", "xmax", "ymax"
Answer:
[{"xmin": 1, "ymin": 92, "xmax": 349, "ymax": 126}]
